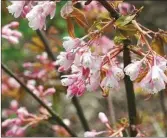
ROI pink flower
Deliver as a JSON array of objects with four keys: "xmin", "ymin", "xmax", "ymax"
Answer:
[
  {"xmin": 84, "ymin": 131, "xmax": 106, "ymax": 137},
  {"xmin": 93, "ymin": 36, "xmax": 115, "ymax": 54},
  {"xmin": 82, "ymin": 1, "xmax": 106, "ymax": 12},
  {"xmin": 100, "ymin": 65, "xmax": 124, "ymax": 91},
  {"xmin": 124, "ymin": 60, "xmax": 143, "ymax": 81},
  {"xmin": 60, "ymin": 1, "xmax": 73, "ymax": 19},
  {"xmin": 7, "ymin": 1, "xmax": 26, "ymax": 18},
  {"xmin": 81, "ymin": 51, "xmax": 94, "ymax": 68},
  {"xmin": 139, "ymin": 65, "xmax": 167, "ymax": 93},
  {"xmin": 2, "ymin": 119, "xmax": 16, "ymax": 128},
  {"xmin": 111, "ymin": 66, "xmax": 125, "ymax": 81},
  {"xmin": 17, "ymin": 107, "xmax": 30, "ymax": 120},
  {"xmin": 155, "ymin": 55, "xmax": 167, "ymax": 71},
  {"xmin": 118, "ymin": 2, "xmax": 135, "ymax": 15},
  {"xmin": 2, "ymin": 22, "xmax": 22, "ymax": 44},
  {"xmin": 61, "ymin": 74, "xmax": 86, "ymax": 98},
  {"xmin": 63, "ymin": 37, "xmax": 81, "ymax": 52},
  {"xmin": 101, "ymin": 73, "xmax": 119, "ymax": 91},
  {"xmin": 26, "ymin": 1, "xmax": 56, "ymax": 30},
  {"xmin": 10, "ymin": 100, "xmax": 19, "ymax": 111},
  {"xmin": 5, "ymin": 125, "xmax": 26, "ymax": 137},
  {"xmin": 7, "ymin": 77, "xmax": 20, "ymax": 89},
  {"xmin": 56, "ymin": 52, "xmax": 75, "ymax": 72}
]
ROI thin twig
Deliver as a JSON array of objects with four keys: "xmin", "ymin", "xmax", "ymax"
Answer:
[
  {"xmin": 1, "ymin": 63, "xmax": 77, "ymax": 137},
  {"xmin": 36, "ymin": 30, "xmax": 90, "ymax": 131}
]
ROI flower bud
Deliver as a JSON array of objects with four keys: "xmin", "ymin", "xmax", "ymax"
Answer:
[{"xmin": 98, "ymin": 112, "xmax": 108, "ymax": 123}]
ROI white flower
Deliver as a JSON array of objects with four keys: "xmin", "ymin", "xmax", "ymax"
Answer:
[
  {"xmin": 26, "ymin": 5, "xmax": 45, "ymax": 30},
  {"xmin": 100, "ymin": 74, "xmax": 119, "ymax": 90},
  {"xmin": 26, "ymin": 2, "xmax": 56, "ymax": 30},
  {"xmin": 7, "ymin": 1, "xmax": 25, "ymax": 18},
  {"xmin": 63, "ymin": 37, "xmax": 81, "ymax": 52},
  {"xmin": 81, "ymin": 51, "xmax": 93, "ymax": 68},
  {"xmin": 124, "ymin": 61, "xmax": 143, "ymax": 81},
  {"xmin": 139, "ymin": 65, "xmax": 167, "ymax": 94},
  {"xmin": 111, "ymin": 66, "xmax": 124, "ymax": 80},
  {"xmin": 56, "ymin": 52, "xmax": 75, "ymax": 72}
]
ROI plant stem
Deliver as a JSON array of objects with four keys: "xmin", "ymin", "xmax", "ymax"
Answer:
[
  {"xmin": 123, "ymin": 40, "xmax": 137, "ymax": 136},
  {"xmin": 1, "ymin": 63, "xmax": 77, "ymax": 137},
  {"xmin": 159, "ymin": 90, "xmax": 167, "ymax": 136},
  {"xmin": 97, "ymin": 0, "xmax": 137, "ymax": 136},
  {"xmin": 72, "ymin": 96, "xmax": 90, "ymax": 131},
  {"xmin": 36, "ymin": 30, "xmax": 90, "ymax": 131}
]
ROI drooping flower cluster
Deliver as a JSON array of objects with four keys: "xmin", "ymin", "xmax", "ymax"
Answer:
[
  {"xmin": 2, "ymin": 104, "xmax": 49, "ymax": 137},
  {"xmin": 7, "ymin": 1, "xmax": 57, "ymax": 30},
  {"xmin": 125, "ymin": 54, "xmax": 167, "ymax": 94},
  {"xmin": 55, "ymin": 35, "xmax": 124, "ymax": 98},
  {"xmin": 2, "ymin": 21, "xmax": 22, "ymax": 44},
  {"xmin": 56, "ymin": 32, "xmax": 167, "ymax": 97}
]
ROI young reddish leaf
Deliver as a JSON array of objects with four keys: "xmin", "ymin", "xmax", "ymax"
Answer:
[
  {"xmin": 66, "ymin": 17, "xmax": 75, "ymax": 38},
  {"xmin": 71, "ymin": 8, "xmax": 89, "ymax": 29},
  {"xmin": 151, "ymin": 35, "xmax": 165, "ymax": 56}
]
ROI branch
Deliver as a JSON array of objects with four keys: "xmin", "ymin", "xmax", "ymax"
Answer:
[
  {"xmin": 36, "ymin": 30, "xmax": 90, "ymax": 131},
  {"xmin": 1, "ymin": 63, "xmax": 77, "ymax": 137},
  {"xmin": 97, "ymin": 0, "xmax": 119, "ymax": 19},
  {"xmin": 72, "ymin": 96, "xmax": 90, "ymax": 131},
  {"xmin": 97, "ymin": 0, "xmax": 137, "ymax": 136},
  {"xmin": 123, "ymin": 40, "xmax": 137, "ymax": 136},
  {"xmin": 159, "ymin": 90, "xmax": 167, "ymax": 136}
]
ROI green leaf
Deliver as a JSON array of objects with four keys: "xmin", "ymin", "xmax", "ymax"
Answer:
[
  {"xmin": 114, "ymin": 31, "xmax": 127, "ymax": 44},
  {"xmin": 115, "ymin": 14, "xmax": 136, "ymax": 27}
]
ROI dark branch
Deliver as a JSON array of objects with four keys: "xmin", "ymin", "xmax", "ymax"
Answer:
[
  {"xmin": 97, "ymin": 0, "xmax": 119, "ymax": 19},
  {"xmin": 97, "ymin": 0, "xmax": 137, "ymax": 136},
  {"xmin": 72, "ymin": 96, "xmax": 90, "ymax": 131},
  {"xmin": 1, "ymin": 63, "xmax": 77, "ymax": 137},
  {"xmin": 36, "ymin": 30, "xmax": 90, "ymax": 131},
  {"xmin": 123, "ymin": 40, "xmax": 137, "ymax": 136}
]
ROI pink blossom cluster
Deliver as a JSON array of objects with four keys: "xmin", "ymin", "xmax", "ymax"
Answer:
[
  {"xmin": 55, "ymin": 35, "xmax": 124, "ymax": 98},
  {"xmin": 23, "ymin": 52, "xmax": 57, "ymax": 81},
  {"xmin": 2, "ymin": 21, "xmax": 22, "ymax": 44},
  {"xmin": 125, "ymin": 54, "xmax": 167, "ymax": 94},
  {"xmin": 7, "ymin": 1, "xmax": 57, "ymax": 30},
  {"xmin": 2, "ymin": 101, "xmax": 48, "ymax": 137},
  {"xmin": 27, "ymin": 79, "xmax": 56, "ymax": 106},
  {"xmin": 2, "ymin": 77, "xmax": 20, "ymax": 95},
  {"xmin": 56, "ymin": 33, "xmax": 167, "ymax": 97}
]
